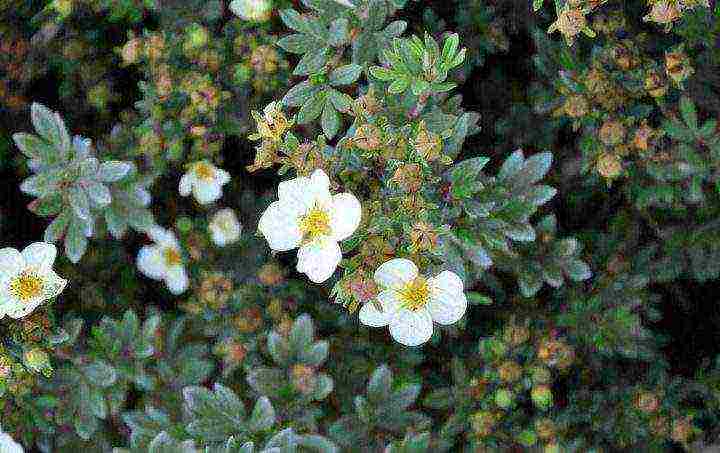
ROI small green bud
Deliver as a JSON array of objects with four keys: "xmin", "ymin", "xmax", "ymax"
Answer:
[{"xmin": 494, "ymin": 388, "xmax": 514, "ymax": 409}]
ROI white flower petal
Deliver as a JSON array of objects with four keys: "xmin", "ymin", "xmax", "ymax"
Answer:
[
  {"xmin": 258, "ymin": 201, "xmax": 303, "ymax": 251},
  {"xmin": 359, "ymin": 289, "xmax": 400, "ymax": 327},
  {"xmin": 146, "ymin": 226, "xmax": 177, "ymax": 246},
  {"xmin": 21, "ymin": 242, "xmax": 56, "ymax": 272},
  {"xmin": 209, "ymin": 209, "xmax": 241, "ymax": 247},
  {"xmin": 0, "ymin": 430, "xmax": 25, "ymax": 453},
  {"xmin": 179, "ymin": 173, "xmax": 194, "ymax": 197},
  {"xmin": 7, "ymin": 297, "xmax": 44, "ymax": 319},
  {"xmin": 330, "ymin": 193, "xmax": 361, "ymax": 242},
  {"xmin": 428, "ymin": 271, "xmax": 467, "ymax": 325},
  {"xmin": 41, "ymin": 269, "xmax": 68, "ymax": 300},
  {"xmin": 165, "ymin": 266, "xmax": 189, "ymax": 295},
  {"xmin": 389, "ymin": 308, "xmax": 434, "ymax": 346},
  {"xmin": 278, "ymin": 175, "xmax": 315, "ymax": 212},
  {"xmin": 374, "ymin": 258, "xmax": 418, "ymax": 289},
  {"xmin": 216, "ymin": 168, "xmax": 231, "ymax": 185},
  {"xmin": 0, "ymin": 248, "xmax": 24, "ymax": 280},
  {"xmin": 193, "ymin": 181, "xmax": 222, "ymax": 205},
  {"xmin": 296, "ymin": 240, "xmax": 342, "ymax": 283},
  {"xmin": 137, "ymin": 245, "xmax": 166, "ymax": 280}
]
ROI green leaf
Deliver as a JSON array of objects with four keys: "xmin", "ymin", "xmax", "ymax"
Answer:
[
  {"xmin": 387, "ymin": 78, "xmax": 409, "ymax": 94},
  {"xmin": 467, "ymin": 292, "xmax": 492, "ymax": 305},
  {"xmin": 98, "ymin": 161, "xmax": 133, "ymax": 182},
  {"xmin": 248, "ymin": 397, "xmax": 276, "ymax": 432},
  {"xmin": 369, "ymin": 66, "xmax": 395, "ymax": 81},
  {"xmin": 69, "ymin": 185, "xmax": 91, "ymax": 220},
  {"xmin": 277, "ymin": 34, "xmax": 315, "ymax": 54},
  {"xmin": 183, "ymin": 383, "xmax": 245, "ymax": 442},
  {"xmin": 679, "ymin": 95, "xmax": 698, "ymax": 131},
  {"xmin": 564, "ymin": 259, "xmax": 592, "ymax": 281},
  {"xmin": 329, "ymin": 64, "xmax": 362, "ymax": 86},
  {"xmin": 327, "ymin": 89, "xmax": 353, "ymax": 112},
  {"xmin": 12, "ymin": 133, "xmax": 55, "ymax": 161},
  {"xmin": 279, "ymin": 9, "xmax": 310, "ymax": 33},
  {"xmin": 321, "ymin": 102, "xmax": 341, "ymax": 139},
  {"xmin": 289, "ymin": 313, "xmax": 314, "ymax": 351},
  {"xmin": 367, "ymin": 365, "xmax": 392, "ymax": 403},
  {"xmin": 283, "ymin": 81, "xmax": 318, "ymax": 107},
  {"xmin": 82, "ymin": 360, "xmax": 117, "ymax": 386},
  {"xmin": 297, "ymin": 91, "xmax": 326, "ymax": 124},
  {"xmin": 247, "ymin": 367, "xmax": 284, "ymax": 396},
  {"xmin": 328, "ymin": 18, "xmax": 349, "ymax": 47},
  {"xmin": 65, "ymin": 217, "xmax": 89, "ymax": 263},
  {"xmin": 498, "ymin": 149, "xmax": 525, "ymax": 180},
  {"xmin": 45, "ymin": 212, "xmax": 70, "ymax": 243},
  {"xmin": 31, "ymin": 103, "xmax": 71, "ymax": 154},
  {"xmin": 294, "ymin": 48, "xmax": 329, "ymax": 76}
]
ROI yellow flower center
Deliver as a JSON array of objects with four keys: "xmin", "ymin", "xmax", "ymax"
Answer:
[
  {"xmin": 163, "ymin": 247, "xmax": 182, "ymax": 266},
  {"xmin": 397, "ymin": 277, "xmax": 430, "ymax": 311},
  {"xmin": 194, "ymin": 162, "xmax": 215, "ymax": 181},
  {"xmin": 299, "ymin": 205, "xmax": 331, "ymax": 240},
  {"xmin": 9, "ymin": 271, "xmax": 45, "ymax": 302}
]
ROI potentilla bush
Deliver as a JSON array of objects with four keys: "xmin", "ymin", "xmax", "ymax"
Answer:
[{"xmin": 1, "ymin": 0, "xmax": 719, "ymax": 451}]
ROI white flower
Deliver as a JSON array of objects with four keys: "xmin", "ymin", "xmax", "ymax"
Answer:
[
  {"xmin": 359, "ymin": 258, "xmax": 467, "ymax": 347},
  {"xmin": 137, "ymin": 226, "xmax": 189, "ymax": 295},
  {"xmin": 208, "ymin": 208, "xmax": 242, "ymax": 247},
  {"xmin": 229, "ymin": 0, "xmax": 273, "ymax": 22},
  {"xmin": 179, "ymin": 161, "xmax": 231, "ymax": 205},
  {"xmin": 0, "ymin": 242, "xmax": 67, "ymax": 320},
  {"xmin": 258, "ymin": 169, "xmax": 361, "ymax": 283},
  {"xmin": 0, "ymin": 427, "xmax": 23, "ymax": 453}
]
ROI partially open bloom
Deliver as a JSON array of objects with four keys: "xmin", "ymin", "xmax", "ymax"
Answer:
[
  {"xmin": 208, "ymin": 208, "xmax": 242, "ymax": 247},
  {"xmin": 0, "ymin": 243, "xmax": 67, "ymax": 319},
  {"xmin": 137, "ymin": 227, "xmax": 189, "ymax": 295},
  {"xmin": 179, "ymin": 161, "xmax": 231, "ymax": 205},
  {"xmin": 359, "ymin": 258, "xmax": 467, "ymax": 346},
  {"xmin": 0, "ymin": 426, "xmax": 23, "ymax": 453},
  {"xmin": 258, "ymin": 169, "xmax": 361, "ymax": 283}
]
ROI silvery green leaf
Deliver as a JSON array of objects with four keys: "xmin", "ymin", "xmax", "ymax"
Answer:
[
  {"xmin": 296, "ymin": 435, "xmax": 338, "ymax": 453},
  {"xmin": 367, "ymin": 365, "xmax": 392, "ymax": 403},
  {"xmin": 88, "ymin": 387, "xmax": 107, "ymax": 419},
  {"xmin": 248, "ymin": 397, "xmax": 276, "ymax": 432},
  {"xmin": 265, "ymin": 428, "xmax": 298, "ymax": 450},
  {"xmin": 283, "ymin": 81, "xmax": 318, "ymax": 107},
  {"xmin": 267, "ymin": 331, "xmax": 290, "ymax": 366},
  {"xmin": 516, "ymin": 151, "xmax": 552, "ymax": 185},
  {"xmin": 524, "ymin": 185, "xmax": 557, "ymax": 206},
  {"xmin": 383, "ymin": 20, "xmax": 407, "ymax": 38},
  {"xmin": 389, "ymin": 383, "xmax": 421, "ymax": 410},
  {"xmin": 564, "ymin": 259, "xmax": 592, "ymax": 281},
  {"xmin": 85, "ymin": 181, "xmax": 112, "ymax": 206},
  {"xmin": 82, "ymin": 360, "xmax": 117, "ymax": 386},
  {"xmin": 79, "ymin": 157, "xmax": 99, "ymax": 178},
  {"xmin": 183, "ymin": 384, "xmax": 245, "ymax": 442},
  {"xmin": 301, "ymin": 340, "xmax": 329, "ymax": 367},
  {"xmin": 277, "ymin": 34, "xmax": 315, "ymax": 54},
  {"xmin": 498, "ymin": 149, "xmax": 525, "ymax": 180},
  {"xmin": 31, "ymin": 103, "xmax": 71, "ymax": 154},
  {"xmin": 321, "ymin": 102, "xmax": 341, "ymax": 139},
  {"xmin": 518, "ymin": 272, "xmax": 542, "ymax": 298},
  {"xmin": 297, "ymin": 92, "xmax": 326, "ymax": 124},
  {"xmin": 505, "ymin": 223, "xmax": 535, "ymax": 242},
  {"xmin": 312, "ymin": 373, "xmax": 334, "ymax": 401},
  {"xmin": 99, "ymin": 161, "xmax": 134, "ymax": 182},
  {"xmin": 45, "ymin": 212, "xmax": 70, "ymax": 243},
  {"xmin": 69, "ymin": 185, "xmax": 91, "ymax": 220},
  {"xmin": 289, "ymin": 314, "xmax": 314, "ymax": 352},
  {"xmin": 330, "ymin": 0, "xmax": 354, "ymax": 7},
  {"xmin": 279, "ymin": 9, "xmax": 310, "ymax": 34},
  {"xmin": 73, "ymin": 135, "xmax": 92, "ymax": 158},
  {"xmin": 13, "ymin": 132, "xmax": 55, "ymax": 160},
  {"xmin": 105, "ymin": 208, "xmax": 128, "ymax": 239},
  {"xmin": 128, "ymin": 208, "xmax": 156, "ymax": 232},
  {"xmin": 328, "ymin": 18, "xmax": 349, "ymax": 46},
  {"xmin": 329, "ymin": 64, "xmax": 362, "ymax": 86},
  {"xmin": 327, "ymin": 90, "xmax": 353, "ymax": 113},
  {"xmin": 246, "ymin": 367, "xmax": 284, "ymax": 396},
  {"xmin": 20, "ymin": 174, "xmax": 50, "ymax": 197},
  {"xmin": 293, "ymin": 48, "xmax": 329, "ymax": 76},
  {"xmin": 65, "ymin": 217, "xmax": 89, "ymax": 263}
]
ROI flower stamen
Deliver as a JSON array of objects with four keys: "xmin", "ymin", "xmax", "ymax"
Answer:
[
  {"xmin": 163, "ymin": 248, "xmax": 182, "ymax": 266},
  {"xmin": 9, "ymin": 271, "xmax": 45, "ymax": 302},
  {"xmin": 397, "ymin": 277, "xmax": 430, "ymax": 311},
  {"xmin": 299, "ymin": 205, "xmax": 331, "ymax": 240}
]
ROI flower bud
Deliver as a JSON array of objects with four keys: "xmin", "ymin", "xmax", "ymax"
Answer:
[
  {"xmin": 494, "ymin": 388, "xmax": 514, "ymax": 409},
  {"xmin": 531, "ymin": 385, "xmax": 553, "ymax": 409}
]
